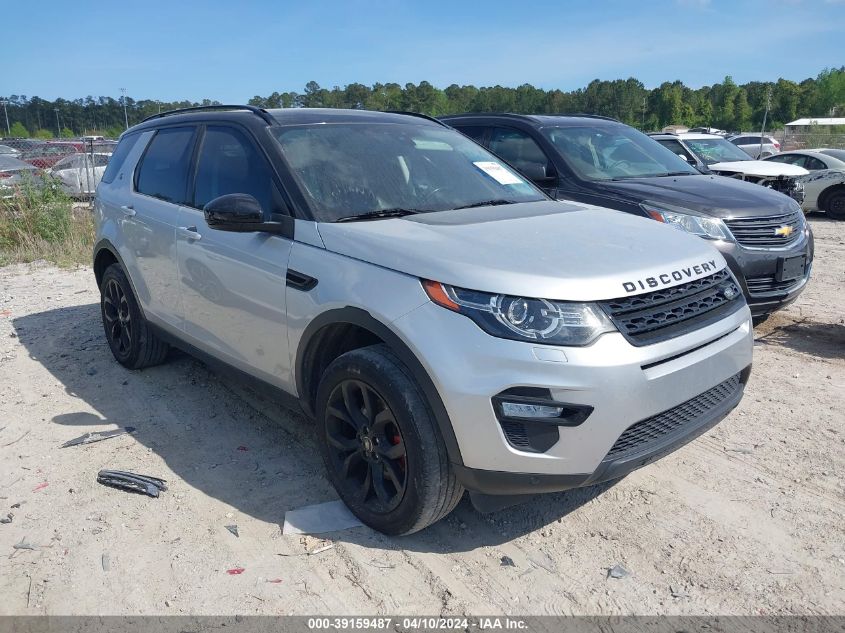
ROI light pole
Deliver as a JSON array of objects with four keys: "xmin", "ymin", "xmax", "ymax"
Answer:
[
  {"xmin": 0, "ymin": 100, "xmax": 10, "ymax": 135},
  {"xmin": 121, "ymin": 88, "xmax": 129, "ymax": 130},
  {"xmin": 54, "ymin": 108, "xmax": 61, "ymax": 137}
]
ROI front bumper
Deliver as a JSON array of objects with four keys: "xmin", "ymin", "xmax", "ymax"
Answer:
[
  {"xmin": 714, "ymin": 228, "xmax": 813, "ymax": 317},
  {"xmin": 392, "ymin": 298, "xmax": 753, "ymax": 491}
]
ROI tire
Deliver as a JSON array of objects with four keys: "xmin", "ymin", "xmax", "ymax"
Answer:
[
  {"xmin": 825, "ymin": 190, "xmax": 845, "ymax": 221},
  {"xmin": 315, "ymin": 344, "xmax": 463, "ymax": 535},
  {"xmin": 100, "ymin": 263, "xmax": 170, "ymax": 369}
]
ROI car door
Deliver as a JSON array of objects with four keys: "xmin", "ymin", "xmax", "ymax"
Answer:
[
  {"xmin": 127, "ymin": 126, "xmax": 198, "ymax": 330},
  {"xmin": 176, "ymin": 124, "xmax": 295, "ymax": 389}
]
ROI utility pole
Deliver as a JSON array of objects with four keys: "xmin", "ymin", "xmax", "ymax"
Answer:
[
  {"xmin": 54, "ymin": 108, "xmax": 61, "ymax": 137},
  {"xmin": 0, "ymin": 100, "xmax": 10, "ymax": 135},
  {"xmin": 641, "ymin": 96, "xmax": 647, "ymax": 130},
  {"xmin": 121, "ymin": 88, "xmax": 129, "ymax": 130},
  {"xmin": 759, "ymin": 86, "xmax": 772, "ymax": 159}
]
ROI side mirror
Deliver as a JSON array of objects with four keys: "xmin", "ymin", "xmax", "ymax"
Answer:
[
  {"xmin": 520, "ymin": 162, "xmax": 557, "ymax": 184},
  {"xmin": 203, "ymin": 193, "xmax": 293, "ymax": 236},
  {"xmin": 204, "ymin": 193, "xmax": 263, "ymax": 228}
]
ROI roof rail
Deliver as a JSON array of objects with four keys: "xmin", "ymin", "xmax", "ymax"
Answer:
[
  {"xmin": 141, "ymin": 105, "xmax": 276, "ymax": 125},
  {"xmin": 442, "ymin": 112, "xmax": 621, "ymax": 123},
  {"xmin": 385, "ymin": 110, "xmax": 450, "ymax": 127}
]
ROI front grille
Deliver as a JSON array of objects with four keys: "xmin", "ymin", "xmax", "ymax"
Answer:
[
  {"xmin": 599, "ymin": 268, "xmax": 744, "ymax": 346},
  {"xmin": 723, "ymin": 211, "xmax": 803, "ymax": 248},
  {"xmin": 605, "ymin": 373, "xmax": 742, "ymax": 461},
  {"xmin": 745, "ymin": 274, "xmax": 802, "ymax": 296}
]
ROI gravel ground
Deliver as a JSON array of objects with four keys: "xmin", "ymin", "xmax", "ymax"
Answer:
[{"xmin": 0, "ymin": 216, "xmax": 842, "ymax": 616}]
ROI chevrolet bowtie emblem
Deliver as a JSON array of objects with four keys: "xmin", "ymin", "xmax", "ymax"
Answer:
[{"xmin": 774, "ymin": 225, "xmax": 793, "ymax": 238}]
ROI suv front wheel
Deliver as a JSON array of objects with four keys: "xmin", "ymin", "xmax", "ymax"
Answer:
[
  {"xmin": 316, "ymin": 344, "xmax": 464, "ymax": 535},
  {"xmin": 100, "ymin": 263, "xmax": 170, "ymax": 369}
]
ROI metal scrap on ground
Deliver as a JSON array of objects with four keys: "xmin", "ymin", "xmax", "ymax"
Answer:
[
  {"xmin": 61, "ymin": 427, "xmax": 136, "ymax": 448},
  {"xmin": 282, "ymin": 500, "xmax": 363, "ymax": 535}
]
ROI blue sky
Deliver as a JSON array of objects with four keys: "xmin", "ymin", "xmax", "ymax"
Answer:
[{"xmin": 6, "ymin": 0, "xmax": 844, "ymax": 102}]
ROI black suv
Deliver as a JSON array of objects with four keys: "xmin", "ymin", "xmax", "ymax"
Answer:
[{"xmin": 442, "ymin": 114, "xmax": 814, "ymax": 320}]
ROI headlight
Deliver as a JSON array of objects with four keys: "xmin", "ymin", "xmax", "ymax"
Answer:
[
  {"xmin": 422, "ymin": 280, "xmax": 616, "ymax": 346},
  {"xmin": 641, "ymin": 202, "xmax": 732, "ymax": 241}
]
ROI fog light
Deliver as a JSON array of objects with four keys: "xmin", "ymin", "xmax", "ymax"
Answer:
[{"xmin": 500, "ymin": 402, "xmax": 565, "ymax": 419}]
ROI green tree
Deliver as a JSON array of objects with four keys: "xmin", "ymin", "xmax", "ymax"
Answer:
[{"xmin": 9, "ymin": 121, "xmax": 29, "ymax": 137}]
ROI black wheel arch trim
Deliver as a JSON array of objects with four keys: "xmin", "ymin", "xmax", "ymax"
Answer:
[
  {"xmin": 295, "ymin": 306, "xmax": 464, "ymax": 466},
  {"xmin": 93, "ymin": 239, "xmax": 150, "ymax": 318}
]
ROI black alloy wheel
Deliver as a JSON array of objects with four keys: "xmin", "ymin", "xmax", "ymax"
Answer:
[
  {"xmin": 102, "ymin": 277, "xmax": 132, "ymax": 360},
  {"xmin": 324, "ymin": 379, "xmax": 408, "ymax": 513}
]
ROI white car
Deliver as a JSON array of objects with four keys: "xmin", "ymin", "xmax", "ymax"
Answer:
[
  {"xmin": 49, "ymin": 152, "xmax": 111, "ymax": 197},
  {"xmin": 650, "ymin": 133, "xmax": 808, "ymax": 202},
  {"xmin": 765, "ymin": 149, "xmax": 845, "ymax": 220}
]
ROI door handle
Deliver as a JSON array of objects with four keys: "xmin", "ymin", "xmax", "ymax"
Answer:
[
  {"xmin": 177, "ymin": 226, "xmax": 202, "ymax": 241},
  {"xmin": 120, "ymin": 205, "xmax": 136, "ymax": 218}
]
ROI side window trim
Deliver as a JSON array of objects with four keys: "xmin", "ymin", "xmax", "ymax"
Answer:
[{"xmin": 132, "ymin": 125, "xmax": 198, "ymax": 204}]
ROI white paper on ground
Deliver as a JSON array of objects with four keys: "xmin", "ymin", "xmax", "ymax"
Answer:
[
  {"xmin": 282, "ymin": 499, "xmax": 363, "ymax": 535},
  {"xmin": 472, "ymin": 161, "xmax": 524, "ymax": 185}
]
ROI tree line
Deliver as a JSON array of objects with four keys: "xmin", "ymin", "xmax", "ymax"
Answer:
[{"xmin": 3, "ymin": 67, "xmax": 843, "ymax": 139}]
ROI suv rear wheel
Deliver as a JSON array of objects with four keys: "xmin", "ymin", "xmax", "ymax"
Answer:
[
  {"xmin": 316, "ymin": 344, "xmax": 463, "ymax": 535},
  {"xmin": 100, "ymin": 263, "xmax": 170, "ymax": 369}
]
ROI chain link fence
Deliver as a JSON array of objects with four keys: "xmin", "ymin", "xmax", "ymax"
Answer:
[{"xmin": 0, "ymin": 136, "xmax": 117, "ymax": 204}]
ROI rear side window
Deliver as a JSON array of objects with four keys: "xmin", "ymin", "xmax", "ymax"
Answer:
[
  {"xmin": 135, "ymin": 127, "xmax": 196, "ymax": 203},
  {"xmin": 193, "ymin": 126, "xmax": 287, "ymax": 214},
  {"xmin": 489, "ymin": 128, "xmax": 551, "ymax": 175},
  {"xmin": 100, "ymin": 133, "xmax": 140, "ymax": 184},
  {"xmin": 455, "ymin": 126, "xmax": 488, "ymax": 143}
]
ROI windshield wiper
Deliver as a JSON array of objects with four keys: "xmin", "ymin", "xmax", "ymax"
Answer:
[
  {"xmin": 452, "ymin": 199, "xmax": 517, "ymax": 210},
  {"xmin": 335, "ymin": 208, "xmax": 424, "ymax": 223},
  {"xmin": 658, "ymin": 171, "xmax": 696, "ymax": 177}
]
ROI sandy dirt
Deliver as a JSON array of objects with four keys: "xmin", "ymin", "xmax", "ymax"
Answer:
[{"xmin": 0, "ymin": 216, "xmax": 843, "ymax": 616}]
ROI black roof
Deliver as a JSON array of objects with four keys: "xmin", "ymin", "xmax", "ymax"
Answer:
[
  {"xmin": 130, "ymin": 106, "xmax": 444, "ymax": 134},
  {"xmin": 440, "ymin": 113, "xmax": 621, "ymax": 126}
]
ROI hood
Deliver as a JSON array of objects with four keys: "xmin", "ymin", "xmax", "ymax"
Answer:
[
  {"xmin": 317, "ymin": 201, "xmax": 727, "ymax": 302},
  {"xmin": 595, "ymin": 173, "xmax": 797, "ymax": 219},
  {"xmin": 709, "ymin": 160, "xmax": 808, "ymax": 177}
]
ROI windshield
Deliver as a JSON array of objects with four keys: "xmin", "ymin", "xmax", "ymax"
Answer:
[
  {"xmin": 540, "ymin": 124, "xmax": 698, "ymax": 181},
  {"xmin": 682, "ymin": 138, "xmax": 751, "ymax": 164},
  {"xmin": 271, "ymin": 122, "xmax": 545, "ymax": 222}
]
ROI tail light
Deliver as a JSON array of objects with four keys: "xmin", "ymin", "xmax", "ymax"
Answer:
[
  {"xmin": 773, "ymin": 141, "xmax": 781, "ymax": 150},
  {"xmin": 0, "ymin": 172, "xmax": 12, "ymax": 179}
]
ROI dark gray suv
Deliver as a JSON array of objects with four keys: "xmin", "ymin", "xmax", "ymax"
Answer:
[{"xmin": 442, "ymin": 114, "xmax": 814, "ymax": 321}]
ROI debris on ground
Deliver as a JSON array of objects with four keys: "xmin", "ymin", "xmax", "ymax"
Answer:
[
  {"xmin": 266, "ymin": 578, "xmax": 283, "ymax": 584},
  {"xmin": 13, "ymin": 537, "xmax": 35, "ymax": 551},
  {"xmin": 368, "ymin": 559, "xmax": 395, "ymax": 569},
  {"xmin": 61, "ymin": 427, "xmax": 136, "ymax": 448},
  {"xmin": 96, "ymin": 470, "xmax": 167, "ymax": 498},
  {"xmin": 607, "ymin": 564, "xmax": 631, "ymax": 580},
  {"xmin": 236, "ymin": 446, "xmax": 249, "ymax": 452},
  {"xmin": 670, "ymin": 584, "xmax": 688, "ymax": 598},
  {"xmin": 226, "ymin": 568, "xmax": 245, "ymax": 575},
  {"xmin": 282, "ymin": 500, "xmax": 363, "ymax": 535},
  {"xmin": 32, "ymin": 482, "xmax": 48, "ymax": 493},
  {"xmin": 1, "ymin": 430, "xmax": 30, "ymax": 447},
  {"xmin": 225, "ymin": 525, "xmax": 239, "ymax": 538},
  {"xmin": 500, "ymin": 555, "xmax": 516, "ymax": 567},
  {"xmin": 725, "ymin": 445, "xmax": 754, "ymax": 454},
  {"xmin": 309, "ymin": 543, "xmax": 334, "ymax": 555},
  {"xmin": 0, "ymin": 513, "xmax": 12, "ymax": 524},
  {"xmin": 101, "ymin": 553, "xmax": 110, "ymax": 572}
]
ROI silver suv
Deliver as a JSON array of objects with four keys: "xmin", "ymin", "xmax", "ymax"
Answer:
[{"xmin": 93, "ymin": 106, "xmax": 753, "ymax": 534}]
